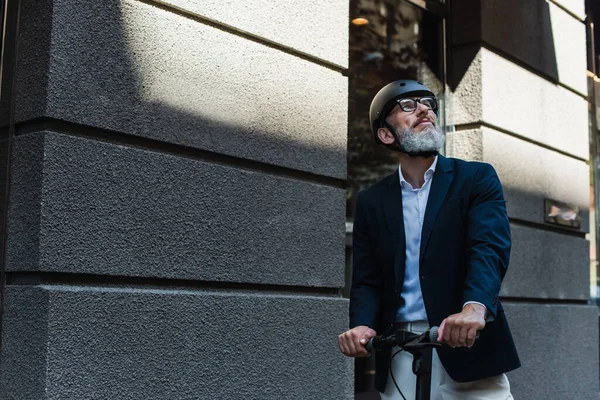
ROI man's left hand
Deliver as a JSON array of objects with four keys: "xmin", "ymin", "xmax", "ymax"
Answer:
[{"xmin": 437, "ymin": 303, "xmax": 486, "ymax": 348}]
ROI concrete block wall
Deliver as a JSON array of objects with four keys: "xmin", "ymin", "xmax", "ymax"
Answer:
[
  {"xmin": 447, "ymin": 0, "xmax": 598, "ymax": 398},
  {"xmin": 0, "ymin": 0, "xmax": 352, "ymax": 399}
]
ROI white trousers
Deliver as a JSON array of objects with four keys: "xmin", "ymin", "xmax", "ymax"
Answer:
[{"xmin": 380, "ymin": 321, "xmax": 513, "ymax": 400}]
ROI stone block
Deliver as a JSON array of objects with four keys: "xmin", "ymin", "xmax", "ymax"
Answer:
[
  {"xmin": 160, "ymin": 0, "xmax": 348, "ymax": 67},
  {"xmin": 481, "ymin": 0, "xmax": 560, "ymax": 83},
  {"xmin": 16, "ymin": 0, "xmax": 347, "ymax": 178},
  {"xmin": 481, "ymin": 49, "xmax": 588, "ymax": 160},
  {"xmin": 549, "ymin": 2, "xmax": 587, "ymax": 95},
  {"xmin": 7, "ymin": 131, "xmax": 345, "ymax": 287},
  {"xmin": 504, "ymin": 302, "xmax": 598, "ymax": 400},
  {"xmin": 449, "ymin": 47, "xmax": 588, "ymax": 159},
  {"xmin": 0, "ymin": 285, "xmax": 353, "ymax": 399},
  {"xmin": 451, "ymin": 0, "xmax": 586, "ymax": 94},
  {"xmin": 448, "ymin": 127, "xmax": 589, "ymax": 232},
  {"xmin": 501, "ymin": 224, "xmax": 590, "ymax": 300},
  {"xmin": 447, "ymin": 45, "xmax": 483, "ymax": 126},
  {"xmin": 445, "ymin": 127, "xmax": 483, "ymax": 161},
  {"xmin": 0, "ymin": 287, "xmax": 49, "ymax": 399}
]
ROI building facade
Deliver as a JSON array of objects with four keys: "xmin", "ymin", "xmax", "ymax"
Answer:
[
  {"xmin": 0, "ymin": 0, "xmax": 352, "ymax": 398},
  {"xmin": 0, "ymin": 0, "xmax": 597, "ymax": 399},
  {"xmin": 351, "ymin": 1, "xmax": 599, "ymax": 399}
]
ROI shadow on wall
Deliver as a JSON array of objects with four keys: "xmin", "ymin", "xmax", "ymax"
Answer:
[
  {"xmin": 0, "ymin": 1, "xmax": 352, "ymax": 398},
  {"xmin": 449, "ymin": 0, "xmax": 558, "ymax": 90},
  {"xmin": 12, "ymin": 0, "xmax": 347, "ymax": 180}
]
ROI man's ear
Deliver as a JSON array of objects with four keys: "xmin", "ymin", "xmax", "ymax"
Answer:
[{"xmin": 377, "ymin": 126, "xmax": 395, "ymax": 145}]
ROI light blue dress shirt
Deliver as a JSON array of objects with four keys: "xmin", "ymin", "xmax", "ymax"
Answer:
[
  {"xmin": 394, "ymin": 157, "xmax": 486, "ymax": 322},
  {"xmin": 394, "ymin": 157, "xmax": 438, "ymax": 322}
]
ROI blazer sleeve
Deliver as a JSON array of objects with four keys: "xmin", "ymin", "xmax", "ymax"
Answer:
[
  {"xmin": 349, "ymin": 191, "xmax": 382, "ymax": 330},
  {"xmin": 462, "ymin": 163, "xmax": 511, "ymax": 317}
]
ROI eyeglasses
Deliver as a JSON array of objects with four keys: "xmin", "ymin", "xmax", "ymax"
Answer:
[{"xmin": 396, "ymin": 97, "xmax": 437, "ymax": 113}]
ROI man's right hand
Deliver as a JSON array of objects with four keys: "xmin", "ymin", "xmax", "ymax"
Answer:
[{"xmin": 337, "ymin": 326, "xmax": 377, "ymax": 357}]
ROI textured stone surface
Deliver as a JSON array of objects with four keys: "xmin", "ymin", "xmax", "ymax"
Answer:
[
  {"xmin": 446, "ymin": 128, "xmax": 483, "ymax": 161},
  {"xmin": 451, "ymin": 0, "xmax": 586, "ymax": 94},
  {"xmin": 481, "ymin": 49, "xmax": 588, "ymax": 160},
  {"xmin": 450, "ymin": 48, "xmax": 587, "ymax": 160},
  {"xmin": 6, "ymin": 132, "xmax": 345, "ymax": 287},
  {"xmin": 548, "ymin": 2, "xmax": 587, "ymax": 95},
  {"xmin": 504, "ymin": 303, "xmax": 598, "ymax": 400},
  {"xmin": 0, "ymin": 285, "xmax": 353, "ymax": 400},
  {"xmin": 481, "ymin": 0, "xmax": 560, "ymax": 83},
  {"xmin": 0, "ymin": 287, "xmax": 49, "ymax": 400},
  {"xmin": 501, "ymin": 224, "xmax": 589, "ymax": 300},
  {"xmin": 449, "ymin": 127, "xmax": 589, "ymax": 232},
  {"xmin": 160, "ymin": 0, "xmax": 348, "ymax": 67},
  {"xmin": 447, "ymin": 46, "xmax": 483, "ymax": 126},
  {"xmin": 4, "ymin": 134, "xmax": 44, "ymax": 275},
  {"xmin": 15, "ymin": 0, "xmax": 347, "ymax": 178}
]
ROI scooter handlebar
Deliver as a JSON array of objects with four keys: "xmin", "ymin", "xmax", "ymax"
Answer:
[{"xmin": 365, "ymin": 326, "xmax": 440, "ymax": 352}]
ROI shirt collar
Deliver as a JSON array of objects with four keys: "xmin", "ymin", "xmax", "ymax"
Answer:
[{"xmin": 398, "ymin": 155, "xmax": 438, "ymax": 188}]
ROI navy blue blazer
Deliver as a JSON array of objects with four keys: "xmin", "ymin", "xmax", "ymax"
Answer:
[{"xmin": 349, "ymin": 155, "xmax": 520, "ymax": 392}]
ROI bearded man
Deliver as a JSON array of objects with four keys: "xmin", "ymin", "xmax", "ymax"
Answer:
[{"xmin": 338, "ymin": 80, "xmax": 520, "ymax": 399}]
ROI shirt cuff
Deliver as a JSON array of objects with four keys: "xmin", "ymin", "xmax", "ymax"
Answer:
[{"xmin": 463, "ymin": 301, "xmax": 491, "ymax": 321}]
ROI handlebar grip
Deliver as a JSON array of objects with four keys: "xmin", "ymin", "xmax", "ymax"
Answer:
[
  {"xmin": 429, "ymin": 326, "xmax": 480, "ymax": 343},
  {"xmin": 428, "ymin": 326, "xmax": 439, "ymax": 343}
]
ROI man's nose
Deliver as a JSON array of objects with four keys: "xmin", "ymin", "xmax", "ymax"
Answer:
[{"xmin": 415, "ymin": 102, "xmax": 432, "ymax": 117}]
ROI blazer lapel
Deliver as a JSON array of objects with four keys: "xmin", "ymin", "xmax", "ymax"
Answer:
[
  {"xmin": 419, "ymin": 155, "xmax": 454, "ymax": 265},
  {"xmin": 381, "ymin": 171, "xmax": 405, "ymax": 287}
]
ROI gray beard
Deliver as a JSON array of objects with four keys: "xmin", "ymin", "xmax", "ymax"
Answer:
[{"xmin": 394, "ymin": 122, "xmax": 446, "ymax": 154}]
